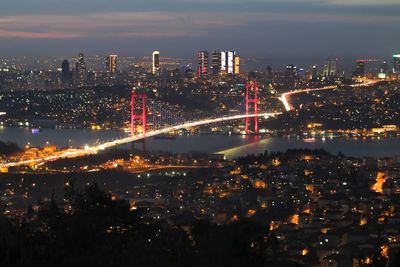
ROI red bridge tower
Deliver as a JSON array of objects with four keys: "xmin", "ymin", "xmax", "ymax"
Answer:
[
  {"xmin": 131, "ymin": 92, "xmax": 147, "ymax": 136},
  {"xmin": 245, "ymin": 81, "xmax": 259, "ymax": 134}
]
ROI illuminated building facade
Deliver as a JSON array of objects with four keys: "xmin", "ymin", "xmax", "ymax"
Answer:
[
  {"xmin": 152, "ymin": 51, "xmax": 160, "ymax": 74},
  {"xmin": 234, "ymin": 56, "xmax": 240, "ymax": 74},
  {"xmin": 106, "ymin": 55, "xmax": 118, "ymax": 75},
  {"xmin": 211, "ymin": 50, "xmax": 238, "ymax": 75},
  {"xmin": 393, "ymin": 54, "xmax": 400, "ymax": 74},
  {"xmin": 197, "ymin": 51, "xmax": 209, "ymax": 77},
  {"xmin": 226, "ymin": 50, "xmax": 235, "ymax": 74},
  {"xmin": 77, "ymin": 52, "xmax": 86, "ymax": 87},
  {"xmin": 323, "ymin": 58, "xmax": 337, "ymax": 80},
  {"xmin": 212, "ymin": 51, "xmax": 221, "ymax": 75}
]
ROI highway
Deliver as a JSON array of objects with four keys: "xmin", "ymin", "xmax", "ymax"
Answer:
[
  {"xmin": 278, "ymin": 81, "xmax": 376, "ymax": 111},
  {"xmin": 1, "ymin": 112, "xmax": 279, "ymax": 168},
  {"xmin": 278, "ymin": 85, "xmax": 337, "ymax": 111}
]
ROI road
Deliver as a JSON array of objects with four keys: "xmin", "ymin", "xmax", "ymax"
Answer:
[
  {"xmin": 278, "ymin": 81, "xmax": 376, "ymax": 111},
  {"xmin": 278, "ymin": 85, "xmax": 338, "ymax": 111}
]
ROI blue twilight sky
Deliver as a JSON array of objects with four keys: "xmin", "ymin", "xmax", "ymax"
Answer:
[{"xmin": 0, "ymin": 0, "xmax": 399, "ymax": 66}]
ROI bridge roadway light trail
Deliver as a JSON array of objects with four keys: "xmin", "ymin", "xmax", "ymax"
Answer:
[{"xmin": 1, "ymin": 112, "xmax": 280, "ymax": 168}]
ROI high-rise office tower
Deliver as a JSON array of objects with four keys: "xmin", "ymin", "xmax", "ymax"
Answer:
[
  {"xmin": 378, "ymin": 61, "xmax": 389, "ymax": 79},
  {"xmin": 212, "ymin": 51, "xmax": 222, "ymax": 75},
  {"xmin": 311, "ymin": 64, "xmax": 318, "ymax": 81},
  {"xmin": 234, "ymin": 56, "xmax": 240, "ymax": 74},
  {"xmin": 380, "ymin": 61, "xmax": 389, "ymax": 74},
  {"xmin": 286, "ymin": 64, "xmax": 297, "ymax": 78},
  {"xmin": 61, "ymin": 59, "xmax": 70, "ymax": 84},
  {"xmin": 211, "ymin": 50, "xmax": 238, "ymax": 75},
  {"xmin": 221, "ymin": 51, "xmax": 227, "ymax": 73},
  {"xmin": 77, "ymin": 52, "xmax": 86, "ymax": 86},
  {"xmin": 197, "ymin": 51, "xmax": 209, "ymax": 77},
  {"xmin": 353, "ymin": 60, "xmax": 365, "ymax": 77},
  {"xmin": 226, "ymin": 51, "xmax": 235, "ymax": 74},
  {"xmin": 323, "ymin": 58, "xmax": 337, "ymax": 79},
  {"xmin": 393, "ymin": 54, "xmax": 400, "ymax": 74},
  {"xmin": 106, "ymin": 55, "xmax": 118, "ymax": 75},
  {"xmin": 211, "ymin": 51, "xmax": 222, "ymax": 75},
  {"xmin": 152, "ymin": 51, "xmax": 160, "ymax": 74}
]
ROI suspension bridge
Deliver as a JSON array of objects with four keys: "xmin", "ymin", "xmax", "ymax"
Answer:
[
  {"xmin": 1, "ymin": 80, "xmax": 377, "ymax": 168},
  {"xmin": 2, "ymin": 82, "xmax": 276, "ymax": 168}
]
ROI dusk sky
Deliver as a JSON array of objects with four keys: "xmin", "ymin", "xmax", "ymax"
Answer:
[{"xmin": 1, "ymin": 0, "xmax": 399, "ymax": 66}]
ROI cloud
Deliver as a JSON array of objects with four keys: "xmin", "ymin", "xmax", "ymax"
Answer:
[
  {"xmin": 323, "ymin": 0, "xmax": 400, "ymax": 5},
  {"xmin": 0, "ymin": 29, "xmax": 84, "ymax": 39},
  {"xmin": 0, "ymin": 11, "xmax": 249, "ymax": 39},
  {"xmin": 0, "ymin": 9, "xmax": 398, "ymax": 40},
  {"xmin": 0, "ymin": 12, "xmax": 198, "ymax": 39}
]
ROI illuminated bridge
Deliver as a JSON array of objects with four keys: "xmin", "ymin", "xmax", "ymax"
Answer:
[
  {"xmin": 1, "ymin": 80, "xmax": 378, "ymax": 168},
  {"xmin": 1, "ymin": 112, "xmax": 279, "ymax": 168}
]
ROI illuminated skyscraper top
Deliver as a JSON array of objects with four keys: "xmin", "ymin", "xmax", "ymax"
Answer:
[{"xmin": 152, "ymin": 51, "xmax": 160, "ymax": 74}]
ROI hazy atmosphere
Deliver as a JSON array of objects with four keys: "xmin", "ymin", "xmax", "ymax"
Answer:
[{"xmin": 1, "ymin": 0, "xmax": 399, "ymax": 65}]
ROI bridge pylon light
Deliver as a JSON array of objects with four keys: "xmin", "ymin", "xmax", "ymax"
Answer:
[
  {"xmin": 245, "ymin": 81, "xmax": 259, "ymax": 134},
  {"xmin": 131, "ymin": 91, "xmax": 147, "ymax": 136}
]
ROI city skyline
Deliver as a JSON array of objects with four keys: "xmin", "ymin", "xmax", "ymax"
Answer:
[
  {"xmin": 2, "ymin": 1, "xmax": 400, "ymax": 266},
  {"xmin": 0, "ymin": 0, "xmax": 399, "ymax": 66}
]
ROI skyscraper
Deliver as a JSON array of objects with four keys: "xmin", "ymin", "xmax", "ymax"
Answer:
[
  {"xmin": 77, "ymin": 53, "xmax": 86, "ymax": 87},
  {"xmin": 311, "ymin": 64, "xmax": 318, "ymax": 81},
  {"xmin": 234, "ymin": 56, "xmax": 240, "ymax": 74},
  {"xmin": 211, "ymin": 50, "xmax": 238, "ymax": 75},
  {"xmin": 380, "ymin": 61, "xmax": 389, "ymax": 74},
  {"xmin": 197, "ymin": 51, "xmax": 209, "ymax": 77},
  {"xmin": 286, "ymin": 64, "xmax": 297, "ymax": 78},
  {"xmin": 61, "ymin": 59, "xmax": 70, "ymax": 84},
  {"xmin": 152, "ymin": 51, "xmax": 160, "ymax": 74},
  {"xmin": 393, "ymin": 54, "xmax": 400, "ymax": 74},
  {"xmin": 378, "ymin": 61, "xmax": 389, "ymax": 79},
  {"xmin": 353, "ymin": 60, "xmax": 365, "ymax": 77},
  {"xmin": 106, "ymin": 55, "xmax": 118, "ymax": 75},
  {"xmin": 323, "ymin": 58, "xmax": 337, "ymax": 80},
  {"xmin": 212, "ymin": 51, "xmax": 222, "ymax": 75},
  {"xmin": 226, "ymin": 51, "xmax": 235, "ymax": 74}
]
